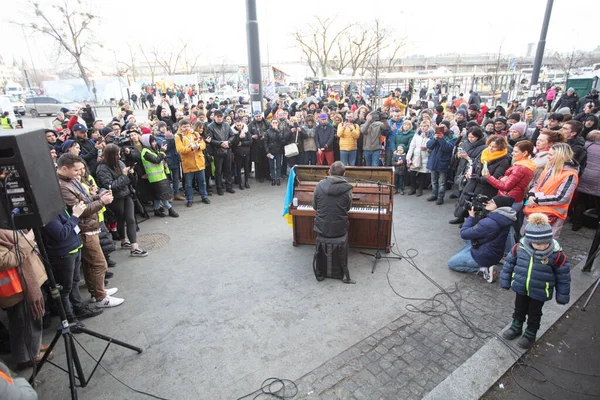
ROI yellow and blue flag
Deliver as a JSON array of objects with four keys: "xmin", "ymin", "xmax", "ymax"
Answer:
[{"xmin": 282, "ymin": 166, "xmax": 296, "ymax": 227}]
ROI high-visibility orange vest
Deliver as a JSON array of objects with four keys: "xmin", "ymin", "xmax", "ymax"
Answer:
[
  {"xmin": 525, "ymin": 166, "xmax": 578, "ymax": 221},
  {"xmin": 0, "ymin": 268, "xmax": 23, "ymax": 297}
]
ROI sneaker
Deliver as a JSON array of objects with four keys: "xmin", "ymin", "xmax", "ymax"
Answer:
[
  {"xmin": 483, "ymin": 266, "xmax": 497, "ymax": 283},
  {"xmin": 95, "ymin": 295, "xmax": 125, "ymax": 308},
  {"xmin": 73, "ymin": 305, "xmax": 103, "ymax": 321},
  {"xmin": 517, "ymin": 329, "xmax": 537, "ymax": 349},
  {"xmin": 121, "ymin": 241, "xmax": 132, "ymax": 249},
  {"xmin": 105, "ymin": 271, "xmax": 114, "ymax": 279},
  {"xmin": 154, "ymin": 209, "xmax": 167, "ymax": 218},
  {"xmin": 90, "ymin": 287, "xmax": 119, "ymax": 303},
  {"xmin": 202, "ymin": 198, "xmax": 211, "ymax": 204},
  {"xmin": 400, "ymin": 191, "xmax": 405, "ymax": 195},
  {"xmin": 168, "ymin": 208, "xmax": 179, "ymax": 218},
  {"xmin": 502, "ymin": 327, "xmax": 522, "ymax": 341},
  {"xmin": 69, "ymin": 320, "xmax": 86, "ymax": 334},
  {"xmin": 130, "ymin": 248, "xmax": 149, "ymax": 257}
]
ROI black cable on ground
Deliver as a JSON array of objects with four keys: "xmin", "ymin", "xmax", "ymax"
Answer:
[
  {"xmin": 236, "ymin": 377, "xmax": 298, "ymax": 400},
  {"xmin": 383, "ymin": 220, "xmax": 600, "ymax": 399}
]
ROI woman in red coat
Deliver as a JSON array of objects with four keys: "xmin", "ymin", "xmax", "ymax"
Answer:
[{"xmin": 483, "ymin": 140, "xmax": 536, "ymax": 251}]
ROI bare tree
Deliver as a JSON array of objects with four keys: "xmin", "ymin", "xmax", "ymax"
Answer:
[
  {"xmin": 294, "ymin": 17, "xmax": 351, "ymax": 77},
  {"xmin": 554, "ymin": 49, "xmax": 590, "ymax": 83},
  {"xmin": 119, "ymin": 43, "xmax": 138, "ymax": 83},
  {"xmin": 153, "ymin": 43, "xmax": 187, "ymax": 75},
  {"xmin": 139, "ymin": 46, "xmax": 157, "ymax": 84},
  {"xmin": 181, "ymin": 45, "xmax": 201, "ymax": 75},
  {"xmin": 15, "ymin": 0, "xmax": 100, "ymax": 92}
]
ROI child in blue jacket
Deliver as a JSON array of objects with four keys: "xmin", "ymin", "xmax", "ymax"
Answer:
[{"xmin": 500, "ymin": 213, "xmax": 571, "ymax": 349}]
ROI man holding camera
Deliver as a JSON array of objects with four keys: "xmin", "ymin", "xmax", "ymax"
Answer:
[{"xmin": 447, "ymin": 195, "xmax": 516, "ymax": 283}]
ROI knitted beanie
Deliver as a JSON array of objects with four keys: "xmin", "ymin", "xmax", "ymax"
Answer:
[
  {"xmin": 492, "ymin": 195, "xmax": 514, "ymax": 209},
  {"xmin": 525, "ymin": 213, "xmax": 553, "ymax": 244}
]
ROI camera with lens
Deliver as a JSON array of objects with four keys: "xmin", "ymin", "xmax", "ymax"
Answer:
[
  {"xmin": 464, "ymin": 192, "xmax": 490, "ymax": 216},
  {"xmin": 112, "ymin": 132, "xmax": 131, "ymax": 147}
]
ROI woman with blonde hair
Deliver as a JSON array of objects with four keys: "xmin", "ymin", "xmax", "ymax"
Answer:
[{"xmin": 523, "ymin": 142, "xmax": 579, "ymax": 238}]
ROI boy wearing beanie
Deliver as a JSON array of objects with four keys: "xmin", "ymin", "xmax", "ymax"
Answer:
[{"xmin": 500, "ymin": 213, "xmax": 571, "ymax": 349}]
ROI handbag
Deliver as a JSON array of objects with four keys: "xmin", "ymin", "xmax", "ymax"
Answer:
[{"xmin": 284, "ymin": 131, "xmax": 300, "ymax": 158}]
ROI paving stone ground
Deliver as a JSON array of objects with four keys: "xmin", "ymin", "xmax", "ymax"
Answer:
[{"xmin": 293, "ymin": 226, "xmax": 595, "ymax": 400}]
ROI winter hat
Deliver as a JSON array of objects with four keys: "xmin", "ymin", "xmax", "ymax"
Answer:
[
  {"xmin": 396, "ymin": 145, "xmax": 405, "ymax": 152},
  {"xmin": 468, "ymin": 104, "xmax": 479, "ymax": 112},
  {"xmin": 466, "ymin": 121, "xmax": 479, "ymax": 129},
  {"xmin": 61, "ymin": 140, "xmax": 76, "ymax": 153},
  {"xmin": 100, "ymin": 127, "xmax": 113, "ymax": 137},
  {"xmin": 319, "ymin": 113, "xmax": 328, "ymax": 120},
  {"xmin": 491, "ymin": 195, "xmax": 514, "ymax": 209},
  {"xmin": 72, "ymin": 123, "xmax": 86, "ymax": 132},
  {"xmin": 510, "ymin": 122, "xmax": 527, "ymax": 136},
  {"xmin": 141, "ymin": 126, "xmax": 152, "ymax": 134},
  {"xmin": 495, "ymin": 116, "xmax": 508, "ymax": 125},
  {"xmin": 535, "ymin": 99, "xmax": 544, "ymax": 107},
  {"xmin": 525, "ymin": 213, "xmax": 553, "ymax": 244},
  {"xmin": 60, "ymin": 107, "xmax": 70, "ymax": 114},
  {"xmin": 440, "ymin": 121, "xmax": 451, "ymax": 129},
  {"xmin": 456, "ymin": 109, "xmax": 467, "ymax": 118},
  {"xmin": 157, "ymin": 121, "xmax": 167, "ymax": 129},
  {"xmin": 508, "ymin": 113, "xmax": 521, "ymax": 121},
  {"xmin": 253, "ymin": 110, "xmax": 261, "ymax": 116},
  {"xmin": 141, "ymin": 133, "xmax": 154, "ymax": 149}
]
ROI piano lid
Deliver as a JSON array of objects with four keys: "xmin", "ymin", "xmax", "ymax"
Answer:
[{"xmin": 294, "ymin": 165, "xmax": 394, "ymax": 185}]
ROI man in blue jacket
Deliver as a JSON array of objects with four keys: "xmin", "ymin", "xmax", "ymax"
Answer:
[
  {"xmin": 41, "ymin": 202, "xmax": 103, "ymax": 325},
  {"xmin": 448, "ymin": 195, "xmax": 516, "ymax": 283},
  {"xmin": 426, "ymin": 121, "xmax": 456, "ymax": 205}
]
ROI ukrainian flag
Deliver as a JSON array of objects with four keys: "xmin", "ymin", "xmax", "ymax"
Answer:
[{"xmin": 282, "ymin": 166, "xmax": 296, "ymax": 227}]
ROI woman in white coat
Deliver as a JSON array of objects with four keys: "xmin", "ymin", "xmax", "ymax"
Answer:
[{"xmin": 407, "ymin": 120, "xmax": 433, "ymax": 196}]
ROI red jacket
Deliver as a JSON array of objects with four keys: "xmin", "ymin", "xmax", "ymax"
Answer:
[{"xmin": 486, "ymin": 159, "xmax": 536, "ymax": 202}]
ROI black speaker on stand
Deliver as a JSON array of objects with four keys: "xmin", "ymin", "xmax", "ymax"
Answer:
[{"xmin": 0, "ymin": 130, "xmax": 142, "ymax": 400}]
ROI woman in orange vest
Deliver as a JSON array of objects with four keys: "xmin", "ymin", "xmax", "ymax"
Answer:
[
  {"xmin": 523, "ymin": 143, "xmax": 579, "ymax": 238},
  {"xmin": 0, "ymin": 229, "xmax": 50, "ymax": 370}
]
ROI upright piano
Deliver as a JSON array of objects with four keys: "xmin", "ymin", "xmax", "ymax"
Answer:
[{"xmin": 289, "ymin": 165, "xmax": 394, "ymax": 252}]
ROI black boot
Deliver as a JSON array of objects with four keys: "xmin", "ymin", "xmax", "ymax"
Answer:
[
  {"xmin": 239, "ymin": 183, "xmax": 245, "ymax": 190},
  {"xmin": 271, "ymin": 179, "xmax": 276, "ymax": 186},
  {"xmin": 449, "ymin": 217, "xmax": 464, "ymax": 225},
  {"xmin": 244, "ymin": 179, "xmax": 250, "ymax": 189},
  {"xmin": 226, "ymin": 186, "xmax": 236, "ymax": 194},
  {"xmin": 168, "ymin": 208, "xmax": 179, "ymax": 218},
  {"xmin": 517, "ymin": 328, "xmax": 537, "ymax": 349},
  {"xmin": 502, "ymin": 320, "xmax": 523, "ymax": 340},
  {"xmin": 276, "ymin": 179, "xmax": 281, "ymax": 186},
  {"xmin": 154, "ymin": 208, "xmax": 166, "ymax": 218}
]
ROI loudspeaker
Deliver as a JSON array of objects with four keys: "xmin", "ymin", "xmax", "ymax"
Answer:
[{"xmin": 0, "ymin": 129, "xmax": 64, "ymax": 229}]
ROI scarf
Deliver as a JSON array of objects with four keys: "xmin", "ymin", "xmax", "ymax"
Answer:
[
  {"xmin": 480, "ymin": 148, "xmax": 508, "ymax": 165},
  {"xmin": 522, "ymin": 239, "xmax": 555, "ymax": 260},
  {"xmin": 514, "ymin": 158, "xmax": 536, "ymax": 171}
]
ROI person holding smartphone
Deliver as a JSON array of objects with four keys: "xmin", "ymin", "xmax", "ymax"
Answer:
[{"xmin": 425, "ymin": 122, "xmax": 456, "ymax": 205}]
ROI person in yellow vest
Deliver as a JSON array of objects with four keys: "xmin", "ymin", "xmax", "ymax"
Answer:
[
  {"xmin": 140, "ymin": 134, "xmax": 179, "ymax": 218},
  {"xmin": 523, "ymin": 143, "xmax": 579, "ymax": 238},
  {"xmin": 1, "ymin": 112, "xmax": 13, "ymax": 129},
  {"xmin": 175, "ymin": 119, "xmax": 211, "ymax": 207},
  {"xmin": 0, "ymin": 229, "xmax": 50, "ymax": 370}
]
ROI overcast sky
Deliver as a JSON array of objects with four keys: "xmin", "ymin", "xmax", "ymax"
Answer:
[{"xmin": 2, "ymin": 0, "xmax": 597, "ymax": 74}]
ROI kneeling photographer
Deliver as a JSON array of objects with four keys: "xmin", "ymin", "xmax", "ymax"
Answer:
[{"xmin": 447, "ymin": 195, "xmax": 516, "ymax": 283}]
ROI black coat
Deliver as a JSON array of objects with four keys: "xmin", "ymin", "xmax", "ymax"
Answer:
[
  {"xmin": 75, "ymin": 137, "xmax": 99, "ymax": 174},
  {"xmin": 455, "ymin": 154, "xmax": 510, "ymax": 217},
  {"xmin": 206, "ymin": 121, "xmax": 235, "ymax": 157},
  {"xmin": 264, "ymin": 128, "xmax": 285, "ymax": 155},
  {"xmin": 95, "ymin": 161, "xmax": 132, "ymax": 199},
  {"xmin": 232, "ymin": 126, "xmax": 253, "ymax": 157},
  {"xmin": 99, "ymin": 224, "xmax": 115, "ymax": 256},
  {"xmin": 284, "ymin": 126, "xmax": 307, "ymax": 153}
]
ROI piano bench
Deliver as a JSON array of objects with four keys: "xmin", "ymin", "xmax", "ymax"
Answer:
[{"xmin": 313, "ymin": 234, "xmax": 349, "ymax": 282}]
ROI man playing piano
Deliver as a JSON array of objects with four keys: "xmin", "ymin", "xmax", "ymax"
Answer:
[{"xmin": 312, "ymin": 161, "xmax": 355, "ymax": 283}]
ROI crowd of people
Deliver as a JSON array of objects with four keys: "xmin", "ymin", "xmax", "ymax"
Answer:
[{"xmin": 1, "ymin": 82, "xmax": 599, "ymax": 380}]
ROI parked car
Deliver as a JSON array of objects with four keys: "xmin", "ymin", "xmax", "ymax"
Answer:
[
  {"xmin": 0, "ymin": 94, "xmax": 26, "ymax": 116},
  {"xmin": 24, "ymin": 96, "xmax": 80, "ymax": 117}
]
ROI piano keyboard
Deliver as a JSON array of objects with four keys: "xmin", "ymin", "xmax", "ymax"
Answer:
[{"xmin": 296, "ymin": 204, "xmax": 387, "ymax": 214}]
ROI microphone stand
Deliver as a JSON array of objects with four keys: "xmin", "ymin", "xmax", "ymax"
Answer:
[{"xmin": 344, "ymin": 176, "xmax": 401, "ymax": 273}]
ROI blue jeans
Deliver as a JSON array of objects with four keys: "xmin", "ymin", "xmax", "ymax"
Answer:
[
  {"xmin": 269, "ymin": 153, "xmax": 283, "ymax": 180},
  {"xmin": 170, "ymin": 165, "xmax": 181, "ymax": 195},
  {"xmin": 364, "ymin": 150, "xmax": 380, "ymax": 166},
  {"xmin": 340, "ymin": 150, "xmax": 357, "ymax": 166},
  {"xmin": 448, "ymin": 241, "xmax": 481, "ymax": 273},
  {"xmin": 153, "ymin": 199, "xmax": 172, "ymax": 210},
  {"xmin": 184, "ymin": 170, "xmax": 208, "ymax": 201},
  {"xmin": 430, "ymin": 170, "xmax": 447, "ymax": 199}
]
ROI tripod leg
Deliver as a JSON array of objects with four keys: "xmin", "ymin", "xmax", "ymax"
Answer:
[
  {"xmin": 583, "ymin": 224, "xmax": 600, "ymax": 272},
  {"xmin": 63, "ymin": 333, "xmax": 79, "ymax": 400},
  {"xmin": 74, "ymin": 327, "xmax": 143, "ymax": 353},
  {"xmin": 582, "ymin": 277, "xmax": 600, "ymax": 312},
  {"xmin": 30, "ymin": 329, "xmax": 62, "ymax": 383},
  {"xmin": 69, "ymin": 333, "xmax": 87, "ymax": 387}
]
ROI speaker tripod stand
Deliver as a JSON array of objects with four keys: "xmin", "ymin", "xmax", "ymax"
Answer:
[
  {"xmin": 30, "ymin": 229, "xmax": 142, "ymax": 400},
  {"xmin": 345, "ymin": 176, "xmax": 401, "ymax": 273}
]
